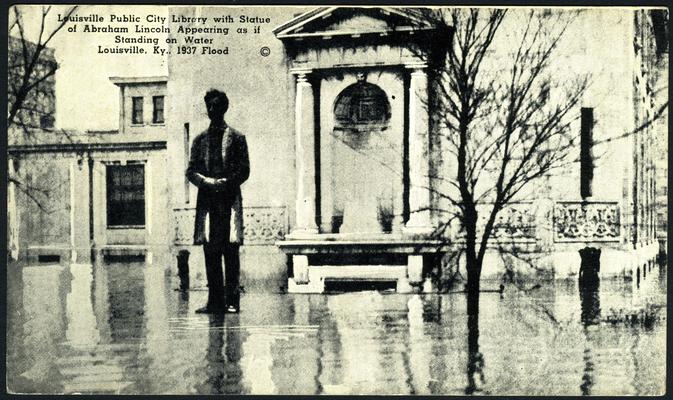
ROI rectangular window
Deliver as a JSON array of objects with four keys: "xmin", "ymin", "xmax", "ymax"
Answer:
[
  {"xmin": 132, "ymin": 97, "xmax": 143, "ymax": 124},
  {"xmin": 152, "ymin": 95, "xmax": 164, "ymax": 124},
  {"xmin": 580, "ymin": 107, "xmax": 594, "ymax": 199},
  {"xmin": 106, "ymin": 164, "xmax": 145, "ymax": 227}
]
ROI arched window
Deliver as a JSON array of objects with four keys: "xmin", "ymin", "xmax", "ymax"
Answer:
[{"xmin": 334, "ymin": 82, "xmax": 391, "ymax": 131}]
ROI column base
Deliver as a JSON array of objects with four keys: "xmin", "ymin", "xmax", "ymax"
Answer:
[
  {"xmin": 402, "ymin": 224, "xmax": 435, "ymax": 237},
  {"xmin": 287, "ymin": 229, "xmax": 320, "ymax": 240}
]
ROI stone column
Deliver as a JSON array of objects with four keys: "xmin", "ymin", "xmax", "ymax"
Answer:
[
  {"xmin": 69, "ymin": 158, "xmax": 92, "ymax": 263},
  {"xmin": 393, "ymin": 186, "xmax": 405, "ymax": 233},
  {"xmin": 292, "ymin": 71, "xmax": 319, "ymax": 234},
  {"xmin": 405, "ymin": 64, "xmax": 433, "ymax": 233}
]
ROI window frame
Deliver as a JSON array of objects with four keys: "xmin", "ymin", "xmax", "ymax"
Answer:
[
  {"xmin": 152, "ymin": 95, "xmax": 165, "ymax": 124},
  {"xmin": 105, "ymin": 163, "xmax": 146, "ymax": 228},
  {"xmin": 131, "ymin": 96, "xmax": 144, "ymax": 125}
]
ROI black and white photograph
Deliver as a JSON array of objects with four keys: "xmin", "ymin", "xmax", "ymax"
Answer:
[{"xmin": 5, "ymin": 4, "xmax": 669, "ymax": 395}]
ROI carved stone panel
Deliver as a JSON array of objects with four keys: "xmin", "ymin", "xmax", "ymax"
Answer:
[
  {"xmin": 454, "ymin": 202, "xmax": 537, "ymax": 243},
  {"xmin": 487, "ymin": 202, "xmax": 537, "ymax": 241},
  {"xmin": 554, "ymin": 202, "xmax": 620, "ymax": 242},
  {"xmin": 243, "ymin": 206, "xmax": 288, "ymax": 245},
  {"xmin": 173, "ymin": 206, "xmax": 288, "ymax": 245}
]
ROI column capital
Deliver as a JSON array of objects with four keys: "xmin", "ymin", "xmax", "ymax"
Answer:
[
  {"xmin": 405, "ymin": 62, "xmax": 428, "ymax": 72},
  {"xmin": 290, "ymin": 68, "xmax": 313, "ymax": 81}
]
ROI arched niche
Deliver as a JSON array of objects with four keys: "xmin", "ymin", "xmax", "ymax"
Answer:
[
  {"xmin": 329, "ymin": 79, "xmax": 397, "ymax": 233},
  {"xmin": 334, "ymin": 81, "xmax": 391, "ymax": 129}
]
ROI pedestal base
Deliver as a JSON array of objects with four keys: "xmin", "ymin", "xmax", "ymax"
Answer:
[
  {"xmin": 402, "ymin": 225, "xmax": 435, "ymax": 237},
  {"xmin": 278, "ymin": 235, "xmax": 448, "ymax": 294}
]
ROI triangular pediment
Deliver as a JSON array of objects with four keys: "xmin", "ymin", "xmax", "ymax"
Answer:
[{"xmin": 273, "ymin": 7, "xmax": 433, "ymax": 39}]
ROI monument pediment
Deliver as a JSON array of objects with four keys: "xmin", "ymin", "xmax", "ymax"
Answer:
[{"xmin": 273, "ymin": 7, "xmax": 433, "ymax": 40}]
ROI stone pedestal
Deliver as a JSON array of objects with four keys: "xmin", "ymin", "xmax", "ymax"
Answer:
[
  {"xmin": 340, "ymin": 196, "xmax": 381, "ymax": 234},
  {"xmin": 407, "ymin": 255, "xmax": 424, "ymax": 283},
  {"xmin": 293, "ymin": 254, "xmax": 310, "ymax": 284}
]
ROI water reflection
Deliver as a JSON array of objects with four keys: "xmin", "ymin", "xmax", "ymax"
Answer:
[
  {"xmin": 579, "ymin": 281, "xmax": 601, "ymax": 395},
  {"xmin": 106, "ymin": 262, "xmax": 145, "ymax": 342},
  {"xmin": 580, "ymin": 281, "xmax": 601, "ymax": 326},
  {"xmin": 16, "ymin": 264, "xmax": 70, "ymax": 393},
  {"xmin": 465, "ymin": 312, "xmax": 485, "ymax": 395},
  {"xmin": 6, "ymin": 258, "xmax": 667, "ymax": 395},
  {"xmin": 407, "ymin": 295, "xmax": 431, "ymax": 394},
  {"xmin": 65, "ymin": 264, "xmax": 100, "ymax": 347},
  {"xmin": 194, "ymin": 314, "xmax": 244, "ymax": 394}
]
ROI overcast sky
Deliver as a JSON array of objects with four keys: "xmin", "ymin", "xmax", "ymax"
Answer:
[{"xmin": 11, "ymin": 5, "xmax": 168, "ymax": 131}]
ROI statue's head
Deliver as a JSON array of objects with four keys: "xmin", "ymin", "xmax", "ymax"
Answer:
[{"xmin": 204, "ymin": 89, "xmax": 229, "ymax": 121}]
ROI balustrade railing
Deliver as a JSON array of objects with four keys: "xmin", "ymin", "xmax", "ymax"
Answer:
[
  {"xmin": 553, "ymin": 201, "xmax": 620, "ymax": 242},
  {"xmin": 173, "ymin": 206, "xmax": 288, "ymax": 245}
]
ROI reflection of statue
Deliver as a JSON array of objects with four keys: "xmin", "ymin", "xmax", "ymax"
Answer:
[
  {"xmin": 222, "ymin": 315, "xmax": 244, "ymax": 393},
  {"xmin": 196, "ymin": 314, "xmax": 244, "ymax": 394},
  {"xmin": 196, "ymin": 315, "xmax": 225, "ymax": 394}
]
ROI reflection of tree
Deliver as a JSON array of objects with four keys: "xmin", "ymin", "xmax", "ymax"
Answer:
[
  {"xmin": 579, "ymin": 282, "xmax": 600, "ymax": 395},
  {"xmin": 465, "ymin": 312, "xmax": 485, "ymax": 395},
  {"xmin": 579, "ymin": 282, "xmax": 601, "ymax": 326},
  {"xmin": 6, "ymin": 260, "xmax": 25, "ymax": 392}
]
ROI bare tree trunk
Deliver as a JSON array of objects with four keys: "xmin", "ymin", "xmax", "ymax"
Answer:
[
  {"xmin": 465, "ymin": 310, "xmax": 482, "ymax": 394},
  {"xmin": 463, "ymin": 210, "xmax": 483, "ymax": 317},
  {"xmin": 466, "ymin": 264, "xmax": 482, "ymax": 317},
  {"xmin": 465, "ymin": 213, "xmax": 484, "ymax": 393}
]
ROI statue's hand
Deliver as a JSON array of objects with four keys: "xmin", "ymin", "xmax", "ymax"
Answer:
[
  {"xmin": 202, "ymin": 177, "xmax": 218, "ymax": 188},
  {"xmin": 214, "ymin": 178, "xmax": 228, "ymax": 191}
]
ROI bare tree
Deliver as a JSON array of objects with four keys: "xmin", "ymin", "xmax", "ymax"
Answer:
[
  {"xmin": 407, "ymin": 9, "xmax": 669, "ymax": 393},
  {"xmin": 414, "ymin": 8, "xmax": 591, "ymax": 317},
  {"xmin": 7, "ymin": 5, "xmax": 77, "ymax": 260},
  {"xmin": 8, "ymin": 5, "xmax": 76, "ymax": 132}
]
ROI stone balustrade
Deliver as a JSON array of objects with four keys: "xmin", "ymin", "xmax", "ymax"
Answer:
[
  {"xmin": 553, "ymin": 201, "xmax": 620, "ymax": 242},
  {"xmin": 173, "ymin": 201, "xmax": 622, "ymax": 247},
  {"xmin": 173, "ymin": 206, "xmax": 287, "ymax": 246},
  {"xmin": 451, "ymin": 200, "xmax": 621, "ymax": 245}
]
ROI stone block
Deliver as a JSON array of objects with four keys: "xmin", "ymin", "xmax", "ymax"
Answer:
[
  {"xmin": 407, "ymin": 255, "xmax": 424, "ymax": 283},
  {"xmin": 293, "ymin": 254, "xmax": 309, "ymax": 284},
  {"xmin": 397, "ymin": 278, "xmax": 413, "ymax": 293},
  {"xmin": 288, "ymin": 276, "xmax": 324, "ymax": 293}
]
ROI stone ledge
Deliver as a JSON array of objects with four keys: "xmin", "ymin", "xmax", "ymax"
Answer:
[{"xmin": 277, "ymin": 234, "xmax": 448, "ymax": 255}]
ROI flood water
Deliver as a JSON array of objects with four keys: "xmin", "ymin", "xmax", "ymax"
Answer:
[{"xmin": 6, "ymin": 259, "xmax": 666, "ymax": 395}]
